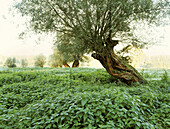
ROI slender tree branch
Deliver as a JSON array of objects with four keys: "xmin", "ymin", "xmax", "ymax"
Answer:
[
  {"xmin": 55, "ymin": 1, "xmax": 76, "ymax": 28},
  {"xmin": 46, "ymin": 0, "xmax": 73, "ymax": 29}
]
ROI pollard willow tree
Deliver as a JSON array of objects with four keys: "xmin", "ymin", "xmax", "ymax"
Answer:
[
  {"xmin": 15, "ymin": 0, "xmax": 169, "ymax": 84},
  {"xmin": 55, "ymin": 32, "xmax": 90, "ymax": 67}
]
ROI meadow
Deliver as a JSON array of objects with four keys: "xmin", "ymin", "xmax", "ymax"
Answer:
[{"xmin": 0, "ymin": 67, "xmax": 169, "ymax": 129}]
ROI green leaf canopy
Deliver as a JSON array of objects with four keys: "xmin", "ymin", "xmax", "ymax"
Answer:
[{"xmin": 15, "ymin": 0, "xmax": 169, "ymax": 53}]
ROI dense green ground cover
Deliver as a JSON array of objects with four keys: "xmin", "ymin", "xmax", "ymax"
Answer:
[{"xmin": 0, "ymin": 67, "xmax": 169, "ymax": 129}]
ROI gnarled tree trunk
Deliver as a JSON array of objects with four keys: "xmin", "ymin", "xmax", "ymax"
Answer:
[
  {"xmin": 72, "ymin": 60, "xmax": 79, "ymax": 67},
  {"xmin": 92, "ymin": 41, "xmax": 146, "ymax": 85},
  {"xmin": 63, "ymin": 60, "xmax": 70, "ymax": 68}
]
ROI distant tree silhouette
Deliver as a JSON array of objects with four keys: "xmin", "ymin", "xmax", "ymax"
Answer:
[
  {"xmin": 21, "ymin": 58, "xmax": 28, "ymax": 68},
  {"xmin": 34, "ymin": 54, "xmax": 46, "ymax": 68},
  {"xmin": 4, "ymin": 57, "xmax": 17, "ymax": 68}
]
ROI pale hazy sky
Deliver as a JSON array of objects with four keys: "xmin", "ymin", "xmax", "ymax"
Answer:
[
  {"xmin": 0, "ymin": 0, "xmax": 53, "ymax": 56},
  {"xmin": 0, "ymin": 0, "xmax": 170, "ymax": 57}
]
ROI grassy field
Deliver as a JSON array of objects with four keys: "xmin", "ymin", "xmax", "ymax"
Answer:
[{"xmin": 0, "ymin": 67, "xmax": 169, "ymax": 129}]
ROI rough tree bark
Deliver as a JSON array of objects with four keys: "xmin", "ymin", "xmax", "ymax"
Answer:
[
  {"xmin": 72, "ymin": 60, "xmax": 79, "ymax": 67},
  {"xmin": 92, "ymin": 40, "xmax": 146, "ymax": 85},
  {"xmin": 63, "ymin": 60, "xmax": 70, "ymax": 68}
]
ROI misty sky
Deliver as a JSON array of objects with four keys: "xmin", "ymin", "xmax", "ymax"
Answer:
[
  {"xmin": 0, "ymin": 0, "xmax": 170, "ymax": 57},
  {"xmin": 0, "ymin": 0, "xmax": 53, "ymax": 56}
]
